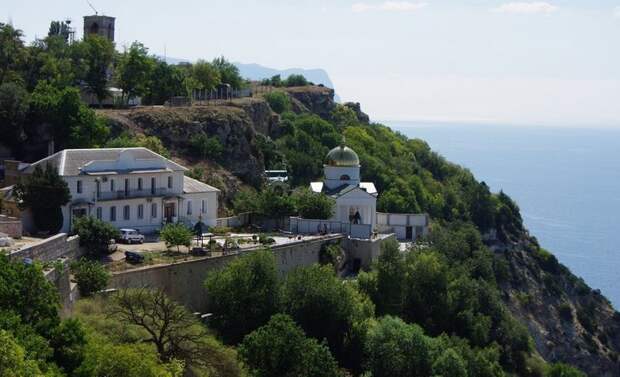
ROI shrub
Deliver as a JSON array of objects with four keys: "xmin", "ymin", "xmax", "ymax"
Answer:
[
  {"xmin": 284, "ymin": 74, "xmax": 309, "ymax": 87},
  {"xmin": 73, "ymin": 216, "xmax": 120, "ymax": 256},
  {"xmin": 264, "ymin": 91, "xmax": 290, "ymax": 114},
  {"xmin": 545, "ymin": 363, "xmax": 586, "ymax": 377},
  {"xmin": 189, "ymin": 133, "xmax": 223, "ymax": 160},
  {"xmin": 160, "ymin": 223, "xmax": 193, "ymax": 253},
  {"xmin": 71, "ymin": 258, "xmax": 110, "ymax": 297},
  {"xmin": 259, "ymin": 235, "xmax": 276, "ymax": 245},
  {"xmin": 209, "ymin": 226, "xmax": 232, "ymax": 236}
]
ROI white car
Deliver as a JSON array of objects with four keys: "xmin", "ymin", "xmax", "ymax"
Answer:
[{"xmin": 119, "ymin": 229, "xmax": 145, "ymax": 244}]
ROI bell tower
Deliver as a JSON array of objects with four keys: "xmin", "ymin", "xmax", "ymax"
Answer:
[{"xmin": 83, "ymin": 15, "xmax": 115, "ymax": 42}]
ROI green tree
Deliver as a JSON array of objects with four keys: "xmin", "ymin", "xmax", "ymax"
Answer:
[
  {"xmin": 364, "ymin": 316, "xmax": 432, "ymax": 377},
  {"xmin": 212, "ymin": 56, "xmax": 243, "ymax": 89},
  {"xmin": 70, "ymin": 258, "xmax": 110, "ymax": 296},
  {"xmin": 47, "ymin": 20, "xmax": 72, "ymax": 42},
  {"xmin": 144, "ymin": 60, "xmax": 185, "ymax": 105},
  {"xmin": 204, "ymin": 250, "xmax": 280, "ymax": 344},
  {"xmin": 0, "ymin": 330, "xmax": 42, "ymax": 377},
  {"xmin": 281, "ymin": 265, "xmax": 373, "ymax": 364},
  {"xmin": 188, "ymin": 59, "xmax": 221, "ymax": 92},
  {"xmin": 160, "ymin": 223, "xmax": 193, "ymax": 253},
  {"xmin": 433, "ymin": 348, "xmax": 468, "ymax": 377},
  {"xmin": 50, "ymin": 319, "xmax": 87, "ymax": 374},
  {"xmin": 0, "ymin": 254, "xmax": 60, "ymax": 330},
  {"xmin": 72, "ymin": 216, "xmax": 120, "ymax": 256},
  {"xmin": 0, "ymin": 23, "xmax": 27, "ymax": 83},
  {"xmin": 115, "ymin": 42, "xmax": 154, "ymax": 104},
  {"xmin": 239, "ymin": 314, "xmax": 341, "ymax": 377},
  {"xmin": 0, "ymin": 82, "xmax": 29, "ymax": 150},
  {"xmin": 264, "ymin": 91, "xmax": 290, "ymax": 114},
  {"xmin": 257, "ymin": 186, "xmax": 296, "ymax": 220},
  {"xmin": 293, "ymin": 187, "xmax": 334, "ymax": 219},
  {"xmin": 284, "ymin": 74, "xmax": 308, "ymax": 87},
  {"xmin": 374, "ymin": 239, "xmax": 405, "ymax": 315},
  {"xmin": 29, "ymin": 82, "xmax": 110, "ymax": 148},
  {"xmin": 107, "ymin": 288, "xmax": 233, "ymax": 373},
  {"xmin": 15, "ymin": 163, "xmax": 71, "ymax": 233},
  {"xmin": 81, "ymin": 35, "xmax": 115, "ymax": 106},
  {"xmin": 75, "ymin": 341, "xmax": 177, "ymax": 377}
]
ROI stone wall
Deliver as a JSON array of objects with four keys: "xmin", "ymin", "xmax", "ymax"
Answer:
[
  {"xmin": 342, "ymin": 233, "xmax": 396, "ymax": 269},
  {"xmin": 0, "ymin": 215, "xmax": 22, "ymax": 238},
  {"xmin": 108, "ymin": 234, "xmax": 344, "ymax": 312},
  {"xmin": 9, "ymin": 233, "xmax": 82, "ymax": 262},
  {"xmin": 44, "ymin": 258, "xmax": 79, "ymax": 317}
]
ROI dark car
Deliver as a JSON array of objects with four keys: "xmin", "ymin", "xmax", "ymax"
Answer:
[{"xmin": 125, "ymin": 251, "xmax": 144, "ymax": 264}]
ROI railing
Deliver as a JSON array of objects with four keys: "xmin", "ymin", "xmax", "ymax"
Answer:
[
  {"xmin": 95, "ymin": 188, "xmax": 176, "ymax": 201},
  {"xmin": 289, "ymin": 217, "xmax": 373, "ymax": 239}
]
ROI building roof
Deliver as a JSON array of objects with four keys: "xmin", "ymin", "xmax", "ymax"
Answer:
[
  {"xmin": 325, "ymin": 145, "xmax": 360, "ymax": 167},
  {"xmin": 183, "ymin": 176, "xmax": 220, "ymax": 194},
  {"xmin": 20, "ymin": 148, "xmax": 187, "ymax": 176},
  {"xmin": 310, "ymin": 181, "xmax": 377, "ymax": 198}
]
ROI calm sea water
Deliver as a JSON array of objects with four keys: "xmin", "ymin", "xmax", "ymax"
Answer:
[{"xmin": 385, "ymin": 121, "xmax": 620, "ymax": 309}]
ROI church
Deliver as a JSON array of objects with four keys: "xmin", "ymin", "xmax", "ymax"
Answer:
[{"xmin": 310, "ymin": 143, "xmax": 378, "ymax": 229}]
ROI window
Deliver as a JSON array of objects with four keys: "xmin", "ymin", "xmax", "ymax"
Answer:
[
  {"xmin": 167, "ymin": 176, "xmax": 173, "ymax": 189},
  {"xmin": 151, "ymin": 177, "xmax": 156, "ymax": 194},
  {"xmin": 201, "ymin": 200, "xmax": 206, "ymax": 214},
  {"xmin": 77, "ymin": 180, "xmax": 82, "ymax": 194},
  {"xmin": 340, "ymin": 174, "xmax": 351, "ymax": 181},
  {"xmin": 151, "ymin": 203, "xmax": 157, "ymax": 218},
  {"xmin": 110, "ymin": 179, "xmax": 115, "ymax": 192},
  {"xmin": 187, "ymin": 200, "xmax": 192, "ymax": 215},
  {"xmin": 123, "ymin": 205, "xmax": 130, "ymax": 220},
  {"xmin": 138, "ymin": 178, "xmax": 143, "ymax": 191},
  {"xmin": 96, "ymin": 207, "xmax": 102, "ymax": 220},
  {"xmin": 138, "ymin": 204, "xmax": 144, "ymax": 219},
  {"xmin": 96, "ymin": 180, "xmax": 101, "ymax": 199},
  {"xmin": 110, "ymin": 206, "xmax": 116, "ymax": 221},
  {"xmin": 124, "ymin": 179, "xmax": 130, "ymax": 195}
]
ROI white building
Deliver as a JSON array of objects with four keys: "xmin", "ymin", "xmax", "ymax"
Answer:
[
  {"xmin": 303, "ymin": 143, "xmax": 429, "ymax": 241},
  {"xmin": 20, "ymin": 148, "xmax": 219, "ymax": 233},
  {"xmin": 310, "ymin": 144, "xmax": 378, "ymax": 233}
]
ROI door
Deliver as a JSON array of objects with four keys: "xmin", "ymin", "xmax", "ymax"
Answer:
[
  {"xmin": 406, "ymin": 226, "xmax": 413, "ymax": 240},
  {"xmin": 164, "ymin": 203, "xmax": 175, "ymax": 223}
]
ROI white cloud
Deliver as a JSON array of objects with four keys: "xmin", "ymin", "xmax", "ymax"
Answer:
[
  {"xmin": 614, "ymin": 6, "xmax": 620, "ymax": 18},
  {"xmin": 352, "ymin": 1, "xmax": 427, "ymax": 13},
  {"xmin": 493, "ymin": 2, "xmax": 558, "ymax": 14}
]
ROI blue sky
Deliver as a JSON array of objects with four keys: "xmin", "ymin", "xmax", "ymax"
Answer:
[{"xmin": 4, "ymin": 0, "xmax": 620, "ymax": 127}]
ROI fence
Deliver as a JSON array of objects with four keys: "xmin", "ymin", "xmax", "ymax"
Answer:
[
  {"xmin": 216, "ymin": 212, "xmax": 252, "ymax": 228},
  {"xmin": 289, "ymin": 217, "xmax": 373, "ymax": 239}
]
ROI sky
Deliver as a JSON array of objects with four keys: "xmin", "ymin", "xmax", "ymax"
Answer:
[{"xmin": 4, "ymin": 0, "xmax": 620, "ymax": 127}]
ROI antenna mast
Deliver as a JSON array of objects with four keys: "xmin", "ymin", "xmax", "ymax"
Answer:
[{"xmin": 87, "ymin": 0, "xmax": 98, "ymax": 15}]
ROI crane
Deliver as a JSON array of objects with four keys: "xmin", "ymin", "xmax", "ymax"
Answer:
[{"xmin": 87, "ymin": 0, "xmax": 98, "ymax": 15}]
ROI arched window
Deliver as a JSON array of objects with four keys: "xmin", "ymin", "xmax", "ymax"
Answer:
[
  {"xmin": 89, "ymin": 22, "xmax": 99, "ymax": 34},
  {"xmin": 340, "ymin": 174, "xmax": 351, "ymax": 180}
]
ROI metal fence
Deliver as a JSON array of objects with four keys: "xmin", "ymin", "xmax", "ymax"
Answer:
[{"xmin": 289, "ymin": 217, "xmax": 372, "ymax": 239}]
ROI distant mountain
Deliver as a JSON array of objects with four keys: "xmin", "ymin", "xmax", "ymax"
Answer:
[{"xmin": 160, "ymin": 57, "xmax": 340, "ymax": 101}]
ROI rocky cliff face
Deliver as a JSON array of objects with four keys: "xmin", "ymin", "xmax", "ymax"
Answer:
[{"xmin": 498, "ymin": 237, "xmax": 620, "ymax": 376}]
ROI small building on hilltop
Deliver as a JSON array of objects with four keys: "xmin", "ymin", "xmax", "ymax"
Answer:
[
  {"xmin": 83, "ymin": 15, "xmax": 115, "ymax": 41},
  {"xmin": 291, "ymin": 142, "xmax": 429, "ymax": 241},
  {"xmin": 15, "ymin": 148, "xmax": 219, "ymax": 234}
]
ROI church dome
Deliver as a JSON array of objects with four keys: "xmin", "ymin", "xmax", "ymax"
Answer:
[{"xmin": 326, "ymin": 144, "xmax": 360, "ymax": 167}]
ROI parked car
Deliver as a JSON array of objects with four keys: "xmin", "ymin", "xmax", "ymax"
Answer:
[
  {"xmin": 119, "ymin": 229, "xmax": 145, "ymax": 244},
  {"xmin": 124, "ymin": 251, "xmax": 144, "ymax": 264}
]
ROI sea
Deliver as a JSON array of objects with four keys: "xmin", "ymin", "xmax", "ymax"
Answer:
[{"xmin": 385, "ymin": 121, "xmax": 620, "ymax": 309}]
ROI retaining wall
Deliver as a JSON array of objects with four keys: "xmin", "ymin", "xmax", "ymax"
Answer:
[
  {"xmin": 108, "ymin": 234, "xmax": 344, "ymax": 312},
  {"xmin": 9, "ymin": 233, "xmax": 82, "ymax": 262},
  {"xmin": 0, "ymin": 215, "xmax": 22, "ymax": 238}
]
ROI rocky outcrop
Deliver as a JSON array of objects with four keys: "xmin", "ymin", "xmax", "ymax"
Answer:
[
  {"xmin": 498, "ymin": 238, "xmax": 620, "ymax": 376},
  {"xmin": 230, "ymin": 98, "xmax": 281, "ymax": 137},
  {"xmin": 284, "ymin": 86, "xmax": 335, "ymax": 119},
  {"xmin": 344, "ymin": 102, "xmax": 370, "ymax": 124}
]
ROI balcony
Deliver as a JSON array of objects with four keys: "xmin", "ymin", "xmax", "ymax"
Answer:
[{"xmin": 95, "ymin": 188, "xmax": 176, "ymax": 201}]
